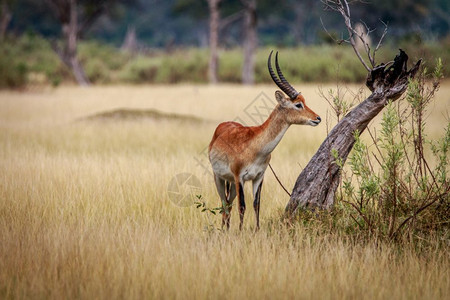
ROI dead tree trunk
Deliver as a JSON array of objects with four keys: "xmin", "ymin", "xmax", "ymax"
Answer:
[
  {"xmin": 286, "ymin": 50, "xmax": 421, "ymax": 217},
  {"xmin": 241, "ymin": 0, "xmax": 257, "ymax": 85},
  {"xmin": 208, "ymin": 0, "xmax": 220, "ymax": 84}
]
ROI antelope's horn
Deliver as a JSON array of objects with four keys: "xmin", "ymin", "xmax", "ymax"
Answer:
[{"xmin": 268, "ymin": 51, "xmax": 299, "ymax": 100}]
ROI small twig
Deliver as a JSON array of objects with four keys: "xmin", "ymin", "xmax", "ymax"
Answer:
[
  {"xmin": 339, "ymin": 1, "xmax": 371, "ymax": 71},
  {"xmin": 341, "ymin": 199, "xmax": 372, "ymax": 230},
  {"xmin": 367, "ymin": 127, "xmax": 384, "ymax": 161},
  {"xmin": 358, "ymin": 20, "xmax": 374, "ymax": 64},
  {"xmin": 320, "ymin": 17, "xmax": 348, "ymax": 45},
  {"xmin": 391, "ymin": 194, "xmax": 443, "ymax": 239},
  {"xmin": 373, "ymin": 20, "xmax": 388, "ymax": 64},
  {"xmin": 349, "ymin": 213, "xmax": 364, "ymax": 229},
  {"xmin": 269, "ymin": 163, "xmax": 291, "ymax": 197}
]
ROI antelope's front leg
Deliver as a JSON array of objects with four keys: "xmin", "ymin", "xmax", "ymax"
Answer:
[{"xmin": 252, "ymin": 176, "xmax": 264, "ymax": 231}]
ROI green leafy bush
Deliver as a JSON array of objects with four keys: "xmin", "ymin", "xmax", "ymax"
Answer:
[
  {"xmin": 219, "ymin": 49, "xmax": 242, "ymax": 83},
  {"xmin": 0, "ymin": 53, "xmax": 28, "ymax": 88},
  {"xmin": 1, "ymin": 35, "xmax": 449, "ymax": 88},
  {"xmin": 119, "ymin": 56, "xmax": 160, "ymax": 83}
]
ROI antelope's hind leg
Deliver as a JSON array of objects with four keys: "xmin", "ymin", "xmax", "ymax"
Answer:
[
  {"xmin": 223, "ymin": 181, "xmax": 236, "ymax": 229},
  {"xmin": 214, "ymin": 174, "xmax": 235, "ymax": 230}
]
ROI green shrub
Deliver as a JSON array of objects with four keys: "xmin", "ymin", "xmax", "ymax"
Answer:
[
  {"xmin": 332, "ymin": 60, "xmax": 449, "ymax": 242},
  {"xmin": 0, "ymin": 34, "xmax": 65, "ymax": 88},
  {"xmin": 1, "ymin": 34, "xmax": 449, "ymax": 88},
  {"xmin": 155, "ymin": 50, "xmax": 208, "ymax": 83},
  {"xmin": 119, "ymin": 56, "xmax": 160, "ymax": 83},
  {"xmin": 84, "ymin": 58, "xmax": 111, "ymax": 84},
  {"xmin": 254, "ymin": 47, "xmax": 369, "ymax": 83},
  {"xmin": 0, "ymin": 53, "xmax": 28, "ymax": 88},
  {"xmin": 0, "ymin": 40, "xmax": 29, "ymax": 88},
  {"xmin": 219, "ymin": 50, "xmax": 242, "ymax": 83},
  {"xmin": 79, "ymin": 41, "xmax": 129, "ymax": 71}
]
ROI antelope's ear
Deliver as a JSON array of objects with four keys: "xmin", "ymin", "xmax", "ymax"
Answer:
[{"xmin": 275, "ymin": 90, "xmax": 291, "ymax": 108}]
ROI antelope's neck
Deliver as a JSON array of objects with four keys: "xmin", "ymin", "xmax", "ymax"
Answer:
[{"xmin": 254, "ymin": 106, "xmax": 289, "ymax": 156}]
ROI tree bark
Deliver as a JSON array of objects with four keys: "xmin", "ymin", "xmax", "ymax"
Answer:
[
  {"xmin": 208, "ymin": 0, "xmax": 220, "ymax": 84},
  {"xmin": 285, "ymin": 50, "xmax": 421, "ymax": 217},
  {"xmin": 241, "ymin": 0, "xmax": 257, "ymax": 85}
]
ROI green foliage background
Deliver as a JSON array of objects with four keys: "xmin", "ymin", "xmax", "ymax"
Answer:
[{"xmin": 2, "ymin": 34, "xmax": 449, "ymax": 88}]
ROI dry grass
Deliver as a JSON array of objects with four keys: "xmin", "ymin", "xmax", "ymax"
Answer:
[{"xmin": 0, "ymin": 84, "xmax": 449, "ymax": 299}]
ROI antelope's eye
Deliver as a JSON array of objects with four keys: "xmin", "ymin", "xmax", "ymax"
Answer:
[{"xmin": 295, "ymin": 103, "xmax": 304, "ymax": 109}]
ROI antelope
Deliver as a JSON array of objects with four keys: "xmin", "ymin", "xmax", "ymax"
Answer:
[{"xmin": 208, "ymin": 51, "xmax": 321, "ymax": 230}]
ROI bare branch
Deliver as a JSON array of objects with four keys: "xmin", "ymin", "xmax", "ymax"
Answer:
[
  {"xmin": 320, "ymin": 17, "xmax": 348, "ymax": 45},
  {"xmin": 373, "ymin": 20, "xmax": 388, "ymax": 65},
  {"xmin": 219, "ymin": 10, "xmax": 244, "ymax": 30},
  {"xmin": 321, "ymin": 0, "xmax": 371, "ymax": 71},
  {"xmin": 357, "ymin": 20, "xmax": 374, "ymax": 65},
  {"xmin": 391, "ymin": 193, "xmax": 445, "ymax": 239},
  {"xmin": 323, "ymin": 1, "xmax": 391, "ymax": 70},
  {"xmin": 341, "ymin": 199, "xmax": 372, "ymax": 230},
  {"xmin": 269, "ymin": 163, "xmax": 291, "ymax": 197}
]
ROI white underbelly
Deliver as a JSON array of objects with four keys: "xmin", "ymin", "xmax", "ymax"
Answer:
[
  {"xmin": 241, "ymin": 162, "xmax": 267, "ymax": 182},
  {"xmin": 213, "ymin": 163, "xmax": 234, "ymax": 181},
  {"xmin": 210, "ymin": 150, "xmax": 269, "ymax": 182}
]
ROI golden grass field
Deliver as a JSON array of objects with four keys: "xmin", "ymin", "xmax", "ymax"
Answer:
[{"xmin": 0, "ymin": 83, "xmax": 449, "ymax": 299}]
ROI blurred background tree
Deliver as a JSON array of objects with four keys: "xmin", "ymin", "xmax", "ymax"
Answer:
[
  {"xmin": 43, "ymin": 0, "xmax": 138, "ymax": 85},
  {"xmin": 0, "ymin": 0, "xmax": 448, "ymax": 87},
  {"xmin": 5, "ymin": 0, "xmax": 449, "ymax": 46}
]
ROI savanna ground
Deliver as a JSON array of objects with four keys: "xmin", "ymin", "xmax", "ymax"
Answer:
[{"xmin": 0, "ymin": 83, "xmax": 449, "ymax": 299}]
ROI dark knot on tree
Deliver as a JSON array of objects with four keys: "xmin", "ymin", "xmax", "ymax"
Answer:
[{"xmin": 366, "ymin": 49, "xmax": 422, "ymax": 100}]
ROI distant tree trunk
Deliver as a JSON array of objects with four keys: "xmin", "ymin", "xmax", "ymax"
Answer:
[
  {"xmin": 63, "ymin": 0, "xmax": 89, "ymax": 86},
  {"xmin": 0, "ymin": 1, "xmax": 12, "ymax": 41},
  {"xmin": 241, "ymin": 0, "xmax": 257, "ymax": 85},
  {"xmin": 47, "ymin": 0, "xmax": 90, "ymax": 86},
  {"xmin": 291, "ymin": 1, "xmax": 305, "ymax": 44},
  {"xmin": 285, "ymin": 50, "xmax": 421, "ymax": 217},
  {"xmin": 121, "ymin": 25, "xmax": 138, "ymax": 54},
  {"xmin": 208, "ymin": 0, "xmax": 220, "ymax": 84},
  {"xmin": 289, "ymin": 0, "xmax": 317, "ymax": 45}
]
